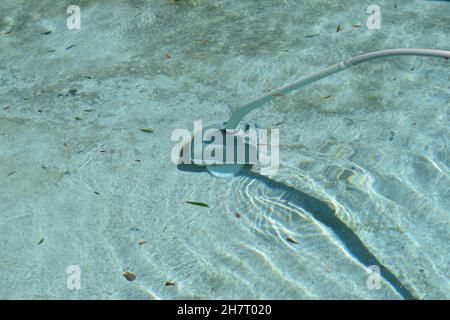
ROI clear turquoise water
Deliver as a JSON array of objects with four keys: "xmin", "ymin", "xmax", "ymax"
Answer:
[{"xmin": 0, "ymin": 0, "xmax": 448, "ymax": 299}]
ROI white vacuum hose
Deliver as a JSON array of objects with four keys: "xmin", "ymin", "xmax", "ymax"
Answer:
[{"xmin": 224, "ymin": 48, "xmax": 450, "ymax": 129}]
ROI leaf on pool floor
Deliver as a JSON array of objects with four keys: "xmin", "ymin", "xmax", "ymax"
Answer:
[
  {"xmin": 37, "ymin": 238, "xmax": 44, "ymax": 245},
  {"xmin": 235, "ymin": 212, "xmax": 241, "ymax": 218},
  {"xmin": 165, "ymin": 281, "xmax": 176, "ymax": 286},
  {"xmin": 320, "ymin": 95, "xmax": 332, "ymax": 100},
  {"xmin": 336, "ymin": 24, "xmax": 342, "ymax": 33},
  {"xmin": 286, "ymin": 236, "xmax": 299, "ymax": 244},
  {"xmin": 140, "ymin": 128, "xmax": 154, "ymax": 133},
  {"xmin": 186, "ymin": 201, "xmax": 209, "ymax": 208},
  {"xmin": 271, "ymin": 93, "xmax": 285, "ymax": 97},
  {"xmin": 138, "ymin": 240, "xmax": 147, "ymax": 245},
  {"xmin": 123, "ymin": 271, "xmax": 136, "ymax": 281}
]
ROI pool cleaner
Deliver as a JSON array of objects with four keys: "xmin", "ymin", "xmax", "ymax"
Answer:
[{"xmin": 188, "ymin": 48, "xmax": 450, "ymax": 178}]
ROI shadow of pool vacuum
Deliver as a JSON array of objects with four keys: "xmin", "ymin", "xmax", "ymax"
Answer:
[{"xmin": 177, "ymin": 163, "xmax": 417, "ymax": 299}]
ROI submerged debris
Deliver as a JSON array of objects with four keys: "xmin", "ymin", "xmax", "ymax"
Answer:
[
  {"xmin": 320, "ymin": 95, "xmax": 332, "ymax": 100},
  {"xmin": 336, "ymin": 24, "xmax": 342, "ymax": 33},
  {"xmin": 138, "ymin": 240, "xmax": 147, "ymax": 245},
  {"xmin": 186, "ymin": 201, "xmax": 209, "ymax": 208},
  {"xmin": 140, "ymin": 128, "xmax": 154, "ymax": 133},
  {"xmin": 123, "ymin": 271, "xmax": 136, "ymax": 282},
  {"xmin": 164, "ymin": 52, "xmax": 172, "ymax": 59},
  {"xmin": 165, "ymin": 281, "xmax": 176, "ymax": 286},
  {"xmin": 37, "ymin": 238, "xmax": 44, "ymax": 245},
  {"xmin": 286, "ymin": 236, "xmax": 299, "ymax": 244},
  {"xmin": 271, "ymin": 93, "xmax": 285, "ymax": 97},
  {"xmin": 389, "ymin": 131, "xmax": 395, "ymax": 141},
  {"xmin": 235, "ymin": 212, "xmax": 241, "ymax": 218}
]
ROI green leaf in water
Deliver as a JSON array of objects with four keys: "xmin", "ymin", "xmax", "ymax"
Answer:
[
  {"xmin": 186, "ymin": 201, "xmax": 209, "ymax": 208},
  {"xmin": 140, "ymin": 128, "xmax": 154, "ymax": 133}
]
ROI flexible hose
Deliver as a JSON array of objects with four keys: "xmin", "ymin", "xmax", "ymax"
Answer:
[{"xmin": 224, "ymin": 48, "xmax": 450, "ymax": 129}]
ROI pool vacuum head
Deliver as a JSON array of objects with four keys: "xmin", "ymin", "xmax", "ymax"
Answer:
[{"xmin": 189, "ymin": 122, "xmax": 260, "ymax": 178}]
